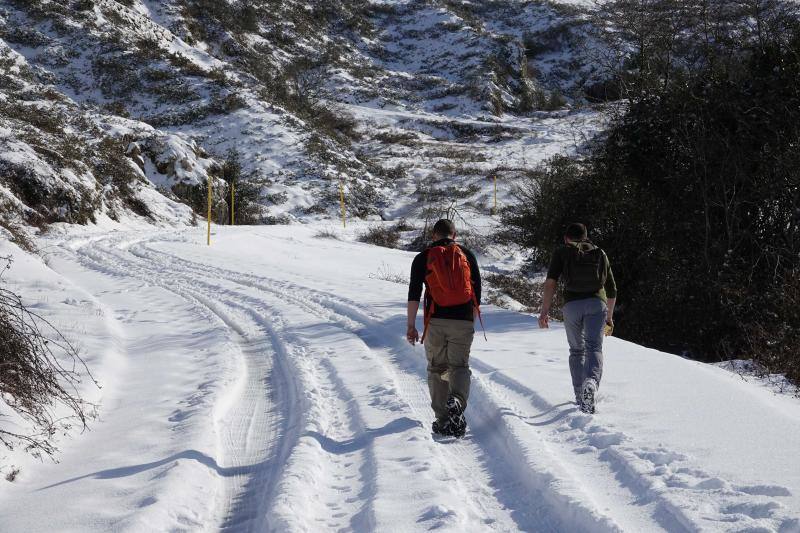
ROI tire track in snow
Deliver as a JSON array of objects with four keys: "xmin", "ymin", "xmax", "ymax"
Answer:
[
  {"xmin": 69, "ymin": 234, "xmax": 378, "ymax": 531},
  {"xmin": 190, "ymin": 290, "xmax": 374, "ymax": 532},
  {"xmin": 139, "ymin": 240, "xmax": 620, "ymax": 532},
  {"xmin": 57, "ymin": 240, "xmax": 255, "ymax": 529},
  {"xmin": 56, "ymin": 231, "xmax": 799, "ymax": 532},
  {"xmin": 65, "ymin": 234, "xmax": 306, "ymax": 531},
  {"xmin": 471, "ymin": 361, "xmax": 799, "ymax": 533},
  {"xmin": 127, "ymin": 241, "xmax": 507, "ymax": 530},
  {"xmin": 242, "ymin": 280, "xmax": 616, "ymax": 531},
  {"xmin": 129, "ymin": 240, "xmax": 536, "ymax": 530},
  {"xmin": 258, "ymin": 276, "xmax": 798, "ymax": 533},
  {"xmin": 149, "ymin": 237, "xmax": 800, "ymax": 533}
]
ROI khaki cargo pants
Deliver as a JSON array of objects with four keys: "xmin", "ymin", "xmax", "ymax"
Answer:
[{"xmin": 424, "ymin": 318, "xmax": 474, "ymax": 422}]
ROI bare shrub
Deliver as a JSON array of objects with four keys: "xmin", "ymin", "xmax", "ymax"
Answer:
[
  {"xmin": 220, "ymin": 150, "xmax": 263, "ymax": 225},
  {"xmin": 345, "ymin": 180, "xmax": 387, "ymax": 218},
  {"xmin": 314, "ymin": 228, "xmax": 340, "ymax": 240},
  {"xmin": 358, "ymin": 225, "xmax": 401, "ymax": 249},
  {"xmin": 369, "ymin": 262, "xmax": 408, "ymax": 285},
  {"xmin": 263, "ymin": 214, "xmax": 291, "ymax": 225},
  {"xmin": 5, "ymin": 466, "xmax": 20, "ymax": 482},
  {"xmin": 392, "ymin": 218, "xmax": 415, "ymax": 232},
  {"xmin": 374, "ymin": 131, "xmax": 419, "ymax": 146},
  {"xmin": 0, "ymin": 256, "xmax": 97, "ymax": 460},
  {"xmin": 265, "ymin": 191, "xmax": 289, "ymax": 206}
]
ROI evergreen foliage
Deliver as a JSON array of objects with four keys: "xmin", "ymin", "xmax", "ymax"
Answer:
[{"xmin": 500, "ymin": 0, "xmax": 800, "ymax": 384}]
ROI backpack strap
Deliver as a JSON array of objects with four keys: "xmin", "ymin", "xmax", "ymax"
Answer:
[
  {"xmin": 420, "ymin": 299, "xmax": 434, "ymax": 344},
  {"xmin": 472, "ymin": 292, "xmax": 487, "ymax": 341}
]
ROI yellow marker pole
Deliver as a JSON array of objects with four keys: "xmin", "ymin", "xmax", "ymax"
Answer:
[
  {"xmin": 339, "ymin": 178, "xmax": 346, "ymax": 228},
  {"xmin": 230, "ymin": 181, "xmax": 235, "ymax": 226},
  {"xmin": 207, "ymin": 176, "xmax": 212, "ymax": 245}
]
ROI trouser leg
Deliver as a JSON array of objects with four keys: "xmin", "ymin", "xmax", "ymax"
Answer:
[
  {"xmin": 424, "ymin": 322, "xmax": 449, "ymax": 422},
  {"xmin": 583, "ymin": 299, "xmax": 607, "ymax": 387},
  {"xmin": 444, "ymin": 320, "xmax": 474, "ymax": 409},
  {"xmin": 562, "ymin": 301, "xmax": 586, "ymax": 395}
]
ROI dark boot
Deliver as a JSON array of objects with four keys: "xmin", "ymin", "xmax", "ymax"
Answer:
[{"xmin": 446, "ymin": 395, "xmax": 467, "ymax": 438}]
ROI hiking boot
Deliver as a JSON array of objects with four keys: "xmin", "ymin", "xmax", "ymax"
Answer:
[
  {"xmin": 580, "ymin": 379, "xmax": 597, "ymax": 414},
  {"xmin": 446, "ymin": 395, "xmax": 467, "ymax": 438},
  {"xmin": 432, "ymin": 419, "xmax": 448, "ymax": 436}
]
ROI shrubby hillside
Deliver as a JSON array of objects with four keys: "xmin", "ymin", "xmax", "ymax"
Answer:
[
  {"xmin": 0, "ymin": 0, "xmax": 608, "ymax": 237},
  {"xmin": 499, "ymin": 0, "xmax": 800, "ymax": 383}
]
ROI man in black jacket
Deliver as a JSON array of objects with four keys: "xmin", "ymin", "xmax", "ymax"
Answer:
[{"xmin": 406, "ymin": 219, "xmax": 481, "ymax": 437}]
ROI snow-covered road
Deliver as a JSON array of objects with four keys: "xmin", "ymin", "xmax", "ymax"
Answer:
[{"xmin": 1, "ymin": 225, "xmax": 799, "ymax": 532}]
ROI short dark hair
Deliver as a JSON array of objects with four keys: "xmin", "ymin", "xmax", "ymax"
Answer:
[
  {"xmin": 432, "ymin": 219, "xmax": 456, "ymax": 238},
  {"xmin": 565, "ymin": 222, "xmax": 587, "ymax": 241}
]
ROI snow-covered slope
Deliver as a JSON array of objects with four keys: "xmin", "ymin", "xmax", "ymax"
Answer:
[
  {"xmin": 1, "ymin": 224, "xmax": 798, "ymax": 532},
  {"xmin": 1, "ymin": 0, "xmax": 608, "ymax": 231}
]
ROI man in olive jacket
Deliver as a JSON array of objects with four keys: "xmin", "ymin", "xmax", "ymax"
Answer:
[{"xmin": 539, "ymin": 223, "xmax": 616, "ymax": 413}]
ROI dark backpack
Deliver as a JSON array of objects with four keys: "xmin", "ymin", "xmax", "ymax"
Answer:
[{"xmin": 563, "ymin": 242, "xmax": 607, "ymax": 293}]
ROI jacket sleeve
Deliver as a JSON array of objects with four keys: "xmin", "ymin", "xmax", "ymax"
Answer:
[
  {"xmin": 465, "ymin": 248, "xmax": 481, "ymax": 304},
  {"xmin": 546, "ymin": 247, "xmax": 563, "ymax": 281},
  {"xmin": 408, "ymin": 252, "xmax": 426, "ymax": 302}
]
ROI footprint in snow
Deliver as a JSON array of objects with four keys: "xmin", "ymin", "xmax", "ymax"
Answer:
[
  {"xmin": 607, "ymin": 444, "xmax": 795, "ymax": 530},
  {"xmin": 735, "ymin": 485, "xmax": 793, "ymax": 497},
  {"xmin": 722, "ymin": 501, "xmax": 782, "ymax": 520},
  {"xmin": 587, "ymin": 431, "xmax": 625, "ymax": 449},
  {"xmin": 634, "ymin": 448, "xmax": 686, "ymax": 466},
  {"xmin": 417, "ymin": 504, "xmax": 457, "ymax": 526}
]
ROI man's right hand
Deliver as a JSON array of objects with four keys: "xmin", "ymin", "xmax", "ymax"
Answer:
[
  {"xmin": 538, "ymin": 312, "xmax": 549, "ymax": 329},
  {"xmin": 406, "ymin": 326, "xmax": 420, "ymax": 345}
]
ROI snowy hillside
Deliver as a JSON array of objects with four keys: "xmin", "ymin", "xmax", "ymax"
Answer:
[
  {"xmin": 1, "ymin": 224, "xmax": 799, "ymax": 532},
  {"xmin": 0, "ymin": 0, "xmax": 608, "ymax": 233}
]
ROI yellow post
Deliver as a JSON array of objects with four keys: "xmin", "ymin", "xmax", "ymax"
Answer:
[
  {"xmin": 230, "ymin": 181, "xmax": 235, "ymax": 226},
  {"xmin": 339, "ymin": 178, "xmax": 346, "ymax": 228},
  {"xmin": 207, "ymin": 175, "xmax": 212, "ymax": 246}
]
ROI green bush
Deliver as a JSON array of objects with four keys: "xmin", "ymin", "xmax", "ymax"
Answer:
[{"xmin": 499, "ymin": 2, "xmax": 800, "ymax": 386}]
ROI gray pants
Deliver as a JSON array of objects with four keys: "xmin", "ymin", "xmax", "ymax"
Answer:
[
  {"xmin": 424, "ymin": 318, "xmax": 474, "ymax": 422},
  {"xmin": 562, "ymin": 298, "xmax": 607, "ymax": 399}
]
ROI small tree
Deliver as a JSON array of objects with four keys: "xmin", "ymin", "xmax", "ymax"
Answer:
[{"xmin": 221, "ymin": 149, "xmax": 262, "ymax": 225}]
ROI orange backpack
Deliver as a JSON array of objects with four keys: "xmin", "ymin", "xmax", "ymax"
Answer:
[{"xmin": 421, "ymin": 243, "xmax": 485, "ymax": 343}]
